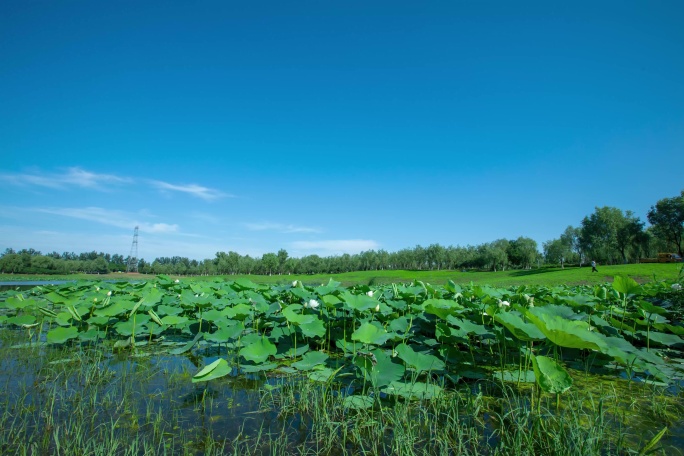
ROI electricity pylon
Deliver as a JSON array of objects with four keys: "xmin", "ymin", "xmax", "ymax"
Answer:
[{"xmin": 126, "ymin": 226, "xmax": 139, "ymax": 273}]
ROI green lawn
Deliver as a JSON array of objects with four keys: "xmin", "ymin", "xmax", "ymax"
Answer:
[{"xmin": 1, "ymin": 263, "xmax": 681, "ymax": 287}]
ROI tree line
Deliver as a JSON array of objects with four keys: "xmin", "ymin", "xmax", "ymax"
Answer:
[{"xmin": 1, "ymin": 190, "xmax": 682, "ymax": 276}]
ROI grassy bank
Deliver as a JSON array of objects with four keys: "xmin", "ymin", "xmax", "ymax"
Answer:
[{"xmin": 1, "ymin": 263, "xmax": 682, "ymax": 287}]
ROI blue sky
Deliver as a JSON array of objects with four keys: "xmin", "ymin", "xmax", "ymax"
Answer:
[{"xmin": 1, "ymin": 1, "xmax": 683, "ymax": 261}]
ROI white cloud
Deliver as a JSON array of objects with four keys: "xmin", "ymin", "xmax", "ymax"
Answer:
[
  {"xmin": 290, "ymin": 239, "xmax": 380, "ymax": 256},
  {"xmin": 151, "ymin": 180, "xmax": 231, "ymax": 201},
  {"xmin": 33, "ymin": 207, "xmax": 179, "ymax": 234},
  {"xmin": 245, "ymin": 222, "xmax": 322, "ymax": 234},
  {"xmin": 0, "ymin": 167, "xmax": 129, "ymax": 190}
]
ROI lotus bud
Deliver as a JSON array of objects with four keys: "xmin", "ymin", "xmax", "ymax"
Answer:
[
  {"xmin": 367, "ymin": 290, "xmax": 373, "ymax": 297},
  {"xmin": 374, "ymin": 304, "xmax": 380, "ymax": 312},
  {"xmin": 107, "ymin": 291, "xmax": 112, "ymax": 297}
]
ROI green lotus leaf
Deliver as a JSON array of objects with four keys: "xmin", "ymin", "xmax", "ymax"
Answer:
[
  {"xmin": 141, "ymin": 286, "xmax": 163, "ymax": 306},
  {"xmin": 308, "ymin": 367, "xmax": 337, "ymax": 382},
  {"xmin": 157, "ymin": 304, "xmax": 183, "ymax": 316},
  {"xmin": 423, "ymin": 299, "xmax": 464, "ymax": 320},
  {"xmin": 343, "ymin": 395, "xmax": 374, "ymax": 410},
  {"xmin": 223, "ymin": 304, "xmax": 253, "ymax": 320},
  {"xmin": 638, "ymin": 331, "xmax": 683, "ymax": 347},
  {"xmin": 612, "ymin": 275, "xmax": 640, "ymax": 295},
  {"xmin": 7, "ymin": 315, "xmax": 37, "ymax": 326},
  {"xmin": 531, "ymin": 355, "xmax": 573, "ymax": 394},
  {"xmin": 314, "ymin": 278, "xmax": 342, "ymax": 295},
  {"xmin": 239, "ymin": 337, "xmax": 277, "ymax": 364},
  {"xmin": 231, "ymin": 278, "xmax": 261, "ymax": 291},
  {"xmin": 93, "ymin": 301, "xmax": 129, "ymax": 317},
  {"xmin": 193, "ymin": 358, "xmax": 232, "ymax": 383},
  {"xmin": 78, "ymin": 329, "xmax": 106, "ymax": 342},
  {"xmin": 4, "ymin": 297, "xmax": 37, "ymax": 310},
  {"xmin": 382, "ymin": 381, "xmax": 443, "ymax": 400},
  {"xmin": 204, "ymin": 321, "xmax": 244, "ymax": 343},
  {"xmin": 241, "ymin": 363, "xmax": 278, "ymax": 373},
  {"xmin": 169, "ymin": 332, "xmax": 203, "ymax": 355},
  {"xmin": 446, "ymin": 316, "xmax": 493, "ymax": 336},
  {"xmin": 340, "ymin": 292, "xmax": 377, "ymax": 312},
  {"xmin": 389, "ymin": 316, "xmax": 411, "ymax": 333},
  {"xmin": 493, "ymin": 311, "xmax": 546, "ymax": 341},
  {"xmin": 113, "ymin": 319, "xmax": 147, "ymax": 337},
  {"xmin": 394, "ymin": 343, "xmax": 445, "ymax": 374},
  {"xmin": 497, "ymin": 370, "xmax": 536, "ymax": 383},
  {"xmin": 351, "ymin": 322, "xmax": 392, "ymax": 345},
  {"xmin": 161, "ymin": 315, "xmax": 189, "ymax": 326},
  {"xmin": 292, "ymin": 351, "xmax": 329, "ymax": 371},
  {"xmin": 299, "ymin": 316, "xmax": 326, "ymax": 339},
  {"xmin": 201, "ymin": 309, "xmax": 225, "ymax": 322},
  {"xmin": 47, "ymin": 326, "xmax": 79, "ymax": 344},
  {"xmin": 321, "ymin": 295, "xmax": 342, "ymax": 307},
  {"xmin": 87, "ymin": 316, "xmax": 114, "ymax": 327},
  {"xmin": 354, "ymin": 349, "xmax": 405, "ymax": 388},
  {"xmin": 525, "ymin": 307, "xmax": 607, "ymax": 350}
]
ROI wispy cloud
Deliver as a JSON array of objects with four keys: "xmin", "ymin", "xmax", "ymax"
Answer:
[
  {"xmin": 245, "ymin": 222, "xmax": 322, "ymax": 234},
  {"xmin": 33, "ymin": 207, "xmax": 179, "ymax": 234},
  {"xmin": 151, "ymin": 180, "xmax": 231, "ymax": 201},
  {"xmin": 0, "ymin": 167, "xmax": 129, "ymax": 190},
  {"xmin": 290, "ymin": 239, "xmax": 379, "ymax": 255}
]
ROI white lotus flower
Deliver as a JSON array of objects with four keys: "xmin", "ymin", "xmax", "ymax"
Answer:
[
  {"xmin": 292, "ymin": 281, "xmax": 298, "ymax": 287},
  {"xmin": 308, "ymin": 299, "xmax": 320, "ymax": 309},
  {"xmin": 367, "ymin": 290, "xmax": 374, "ymax": 297},
  {"xmin": 174, "ymin": 279, "xmax": 180, "ymax": 283},
  {"xmin": 498, "ymin": 300, "xmax": 510, "ymax": 308},
  {"xmin": 672, "ymin": 283, "xmax": 682, "ymax": 291}
]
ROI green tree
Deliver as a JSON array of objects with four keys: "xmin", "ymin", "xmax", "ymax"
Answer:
[
  {"xmin": 507, "ymin": 237, "xmax": 538, "ymax": 269},
  {"xmin": 579, "ymin": 207, "xmax": 642, "ymax": 264},
  {"xmin": 261, "ymin": 252, "xmax": 279, "ymax": 276},
  {"xmin": 647, "ymin": 190, "xmax": 684, "ymax": 257},
  {"xmin": 276, "ymin": 249, "xmax": 289, "ymax": 274}
]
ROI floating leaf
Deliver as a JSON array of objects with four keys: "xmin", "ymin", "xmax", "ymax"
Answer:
[
  {"xmin": 7, "ymin": 315, "xmax": 37, "ymax": 326},
  {"xmin": 193, "ymin": 358, "xmax": 231, "ymax": 383},
  {"xmin": 47, "ymin": 326, "xmax": 79, "ymax": 344}
]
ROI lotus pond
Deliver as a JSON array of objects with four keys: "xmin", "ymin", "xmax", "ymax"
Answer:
[{"xmin": 1, "ymin": 274, "xmax": 684, "ymax": 455}]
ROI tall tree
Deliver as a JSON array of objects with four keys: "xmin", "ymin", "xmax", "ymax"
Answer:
[
  {"xmin": 647, "ymin": 190, "xmax": 684, "ymax": 257},
  {"xmin": 579, "ymin": 207, "xmax": 641, "ymax": 264},
  {"xmin": 507, "ymin": 237, "xmax": 538, "ymax": 269}
]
